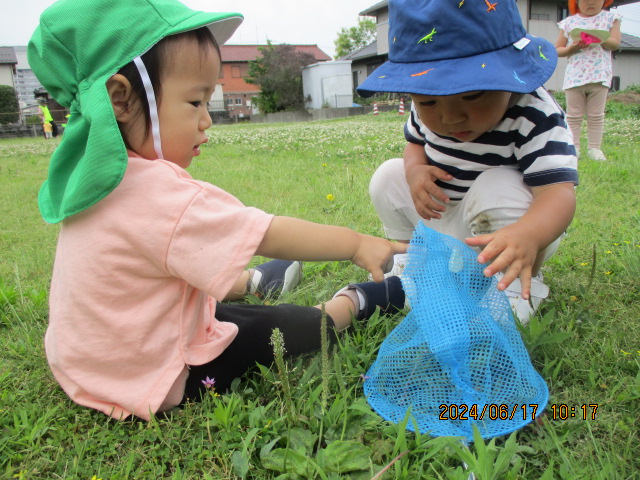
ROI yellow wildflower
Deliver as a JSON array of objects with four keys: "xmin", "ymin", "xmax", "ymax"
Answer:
[{"xmin": 326, "ymin": 194, "xmax": 335, "ymax": 201}]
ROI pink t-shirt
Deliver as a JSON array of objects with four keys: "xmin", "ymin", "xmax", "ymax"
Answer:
[{"xmin": 46, "ymin": 155, "xmax": 273, "ymax": 420}]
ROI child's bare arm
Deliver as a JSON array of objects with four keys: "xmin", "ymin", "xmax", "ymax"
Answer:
[
  {"xmin": 465, "ymin": 182, "xmax": 576, "ymax": 298},
  {"xmin": 256, "ymin": 216, "xmax": 407, "ymax": 282},
  {"xmin": 601, "ymin": 20, "xmax": 621, "ymax": 51},
  {"xmin": 404, "ymin": 142, "xmax": 453, "ymax": 219}
]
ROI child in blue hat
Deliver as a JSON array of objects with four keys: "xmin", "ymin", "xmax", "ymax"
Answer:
[
  {"xmin": 29, "ymin": 0, "xmax": 406, "ymax": 420},
  {"xmin": 359, "ymin": 0, "xmax": 579, "ymax": 323}
]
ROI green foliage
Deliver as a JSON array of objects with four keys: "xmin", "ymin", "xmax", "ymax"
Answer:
[
  {"xmin": 621, "ymin": 83, "xmax": 640, "ymax": 94},
  {"xmin": 552, "ymin": 85, "xmax": 640, "ymax": 120},
  {"xmin": 25, "ymin": 114, "xmax": 41, "ymax": 126},
  {"xmin": 246, "ymin": 42, "xmax": 316, "ymax": 114},
  {"xmin": 0, "ymin": 113, "xmax": 639, "ymax": 478},
  {"xmin": 551, "ymin": 90, "xmax": 567, "ymax": 111},
  {"xmin": 334, "ymin": 18, "xmax": 377, "ymax": 59},
  {"xmin": 0, "ymin": 85, "xmax": 19, "ymax": 125},
  {"xmin": 606, "ymin": 95, "xmax": 640, "ymax": 119}
]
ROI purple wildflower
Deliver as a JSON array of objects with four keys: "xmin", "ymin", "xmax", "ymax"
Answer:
[{"xmin": 201, "ymin": 376, "xmax": 215, "ymax": 389}]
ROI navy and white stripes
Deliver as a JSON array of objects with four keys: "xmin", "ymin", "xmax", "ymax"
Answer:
[{"xmin": 405, "ymin": 88, "xmax": 579, "ymax": 202}]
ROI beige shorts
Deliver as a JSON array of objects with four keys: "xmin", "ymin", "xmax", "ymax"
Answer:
[{"xmin": 369, "ymin": 157, "xmax": 560, "ymax": 261}]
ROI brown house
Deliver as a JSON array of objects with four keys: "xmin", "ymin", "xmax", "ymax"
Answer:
[{"xmin": 219, "ymin": 44, "xmax": 331, "ymax": 119}]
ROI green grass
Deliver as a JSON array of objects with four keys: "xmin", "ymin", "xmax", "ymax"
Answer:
[{"xmin": 1, "ymin": 107, "xmax": 639, "ymax": 479}]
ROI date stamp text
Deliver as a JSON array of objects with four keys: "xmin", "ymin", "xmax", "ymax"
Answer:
[{"xmin": 439, "ymin": 404, "xmax": 599, "ymax": 421}]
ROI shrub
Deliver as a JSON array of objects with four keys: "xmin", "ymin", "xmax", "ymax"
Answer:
[
  {"xmin": 26, "ymin": 114, "xmax": 41, "ymax": 126},
  {"xmin": 0, "ymin": 85, "xmax": 19, "ymax": 125}
]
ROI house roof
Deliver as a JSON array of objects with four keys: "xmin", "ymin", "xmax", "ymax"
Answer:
[
  {"xmin": 343, "ymin": 41, "xmax": 379, "ymax": 61},
  {"xmin": 621, "ymin": 32, "xmax": 640, "ymax": 49},
  {"xmin": 0, "ymin": 47, "xmax": 18, "ymax": 64},
  {"xmin": 220, "ymin": 44, "xmax": 331, "ymax": 62},
  {"xmin": 360, "ymin": 0, "xmax": 387, "ymax": 16}
]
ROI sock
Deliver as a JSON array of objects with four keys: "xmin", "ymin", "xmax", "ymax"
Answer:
[
  {"xmin": 247, "ymin": 269, "xmax": 258, "ymax": 294},
  {"xmin": 394, "ymin": 253, "xmax": 408, "ymax": 264},
  {"xmin": 335, "ymin": 287, "xmax": 366, "ymax": 318}
]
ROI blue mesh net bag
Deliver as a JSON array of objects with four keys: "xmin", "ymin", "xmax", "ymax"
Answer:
[{"xmin": 364, "ymin": 223, "xmax": 548, "ymax": 441}]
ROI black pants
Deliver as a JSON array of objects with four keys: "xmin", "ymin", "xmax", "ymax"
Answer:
[{"xmin": 183, "ymin": 303, "xmax": 337, "ymax": 401}]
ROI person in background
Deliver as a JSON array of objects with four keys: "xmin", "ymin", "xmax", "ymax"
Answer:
[
  {"xmin": 39, "ymin": 102, "xmax": 53, "ymax": 139},
  {"xmin": 556, "ymin": 0, "xmax": 622, "ymax": 161}
]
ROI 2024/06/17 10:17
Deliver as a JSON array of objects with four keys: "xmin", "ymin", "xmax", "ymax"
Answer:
[{"xmin": 438, "ymin": 403, "xmax": 599, "ymax": 421}]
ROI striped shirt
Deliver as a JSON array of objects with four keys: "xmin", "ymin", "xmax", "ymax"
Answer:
[{"xmin": 405, "ymin": 88, "xmax": 579, "ymax": 203}]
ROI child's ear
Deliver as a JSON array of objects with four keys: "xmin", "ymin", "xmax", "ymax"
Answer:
[{"xmin": 106, "ymin": 74, "xmax": 135, "ymax": 123}]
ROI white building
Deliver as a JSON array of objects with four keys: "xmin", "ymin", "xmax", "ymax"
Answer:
[
  {"xmin": 302, "ymin": 60, "xmax": 354, "ymax": 109},
  {"xmin": 0, "ymin": 47, "xmax": 17, "ymax": 90},
  {"xmin": 12, "ymin": 46, "xmax": 44, "ymax": 109}
]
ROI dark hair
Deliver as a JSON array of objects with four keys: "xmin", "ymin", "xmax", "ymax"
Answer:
[{"xmin": 116, "ymin": 27, "xmax": 219, "ymax": 143}]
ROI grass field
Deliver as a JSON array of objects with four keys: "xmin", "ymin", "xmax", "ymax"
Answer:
[{"xmin": 1, "ymin": 104, "xmax": 639, "ymax": 479}]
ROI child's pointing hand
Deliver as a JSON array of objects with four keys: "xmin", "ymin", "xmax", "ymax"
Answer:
[{"xmin": 352, "ymin": 236, "xmax": 408, "ymax": 283}]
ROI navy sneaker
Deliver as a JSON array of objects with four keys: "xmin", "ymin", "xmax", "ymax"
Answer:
[
  {"xmin": 335, "ymin": 275, "xmax": 405, "ymax": 320},
  {"xmin": 249, "ymin": 260, "xmax": 303, "ymax": 298}
]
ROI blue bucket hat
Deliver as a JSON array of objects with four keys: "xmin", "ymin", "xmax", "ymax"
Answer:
[{"xmin": 357, "ymin": 0, "xmax": 557, "ymax": 97}]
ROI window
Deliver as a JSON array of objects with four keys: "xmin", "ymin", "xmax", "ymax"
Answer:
[
  {"xmin": 558, "ymin": 6, "xmax": 569, "ymax": 21},
  {"xmin": 529, "ymin": 2, "xmax": 550, "ymax": 21},
  {"xmin": 530, "ymin": 12, "xmax": 549, "ymax": 20},
  {"xmin": 235, "ymin": 97, "xmax": 243, "ymax": 106},
  {"xmin": 225, "ymin": 98, "xmax": 233, "ymax": 106}
]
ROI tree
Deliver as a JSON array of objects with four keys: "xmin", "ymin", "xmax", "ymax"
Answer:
[
  {"xmin": 0, "ymin": 85, "xmax": 19, "ymax": 125},
  {"xmin": 334, "ymin": 18, "xmax": 376, "ymax": 59},
  {"xmin": 246, "ymin": 42, "xmax": 316, "ymax": 114}
]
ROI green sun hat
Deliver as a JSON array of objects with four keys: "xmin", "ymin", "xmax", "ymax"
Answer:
[{"xmin": 28, "ymin": 0, "xmax": 243, "ymax": 224}]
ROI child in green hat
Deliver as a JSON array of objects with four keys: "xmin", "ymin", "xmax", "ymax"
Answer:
[{"xmin": 29, "ymin": 0, "xmax": 406, "ymax": 420}]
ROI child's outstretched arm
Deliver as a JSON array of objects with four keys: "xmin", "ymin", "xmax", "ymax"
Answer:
[
  {"xmin": 256, "ymin": 217, "xmax": 408, "ymax": 282},
  {"xmin": 465, "ymin": 182, "xmax": 576, "ymax": 299},
  {"xmin": 404, "ymin": 142, "xmax": 453, "ymax": 219}
]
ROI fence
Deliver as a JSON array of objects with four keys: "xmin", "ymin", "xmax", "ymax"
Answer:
[
  {"xmin": 0, "ymin": 108, "xmax": 69, "ymax": 139},
  {"xmin": 0, "ymin": 108, "xmax": 67, "ymax": 126},
  {"xmin": 0, "ymin": 124, "xmax": 43, "ymax": 140}
]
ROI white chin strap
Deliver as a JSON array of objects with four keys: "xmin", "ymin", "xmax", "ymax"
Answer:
[{"xmin": 133, "ymin": 56, "xmax": 164, "ymax": 159}]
